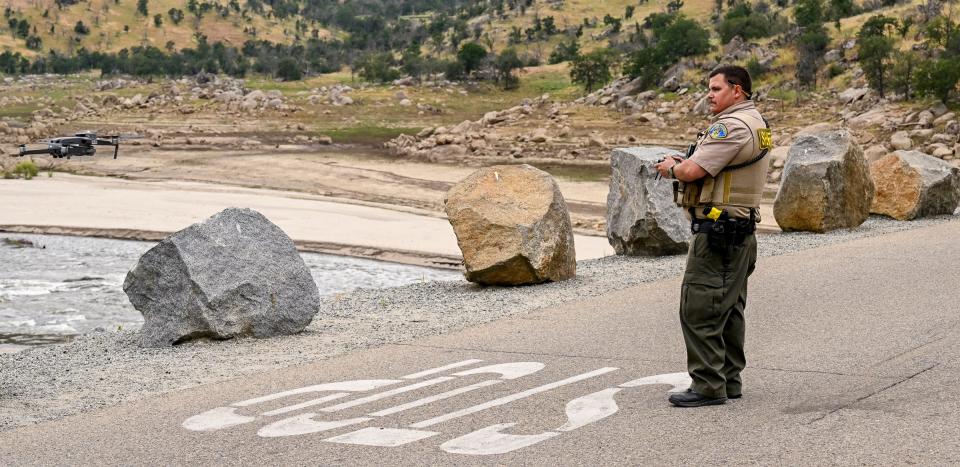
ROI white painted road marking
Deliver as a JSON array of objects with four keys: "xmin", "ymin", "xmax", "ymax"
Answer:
[
  {"xmin": 326, "ymin": 427, "xmax": 440, "ymax": 447},
  {"xmin": 409, "ymin": 367, "xmax": 619, "ymax": 429},
  {"xmin": 369, "ymin": 380, "xmax": 503, "ymax": 417},
  {"xmin": 183, "ymin": 360, "xmax": 691, "ymax": 456},
  {"xmin": 620, "ymin": 372, "xmax": 691, "ymax": 392},
  {"xmin": 258, "ymin": 415, "xmax": 372, "ymax": 438},
  {"xmin": 441, "ymin": 423, "xmax": 561, "ymax": 455},
  {"xmin": 181, "ymin": 407, "xmax": 256, "ymax": 432},
  {"xmin": 235, "ymin": 380, "xmax": 400, "ymax": 407},
  {"xmin": 320, "ymin": 377, "xmax": 455, "ymax": 413},
  {"xmin": 438, "ymin": 371, "xmax": 693, "ymax": 455},
  {"xmin": 556, "ymin": 387, "xmax": 622, "ymax": 432},
  {"xmin": 402, "ymin": 359, "xmax": 483, "ymax": 379},
  {"xmin": 262, "ymin": 393, "xmax": 350, "ymax": 417},
  {"xmin": 182, "ymin": 379, "xmax": 399, "ymax": 432},
  {"xmin": 452, "ymin": 362, "xmax": 545, "ymax": 379}
]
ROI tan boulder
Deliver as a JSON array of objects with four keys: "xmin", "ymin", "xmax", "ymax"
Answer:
[
  {"xmin": 870, "ymin": 150, "xmax": 960, "ymax": 220},
  {"xmin": 930, "ymin": 133, "xmax": 955, "ymax": 144},
  {"xmin": 774, "ymin": 130, "xmax": 875, "ymax": 232},
  {"xmin": 793, "ymin": 122, "xmax": 841, "ymax": 141},
  {"xmin": 863, "ymin": 144, "xmax": 889, "ymax": 163},
  {"xmin": 946, "ymin": 120, "xmax": 960, "ymax": 135},
  {"xmin": 588, "ymin": 134, "xmax": 606, "ymax": 147},
  {"xmin": 890, "ymin": 131, "xmax": 913, "ymax": 150},
  {"xmin": 530, "ymin": 128, "xmax": 550, "ymax": 143},
  {"xmin": 928, "ymin": 143, "xmax": 953, "ymax": 159},
  {"xmin": 445, "ymin": 164, "xmax": 576, "ymax": 285},
  {"xmin": 934, "ymin": 111, "xmax": 956, "ymax": 126}
]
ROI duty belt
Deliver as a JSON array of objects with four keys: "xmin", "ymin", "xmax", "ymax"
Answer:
[{"xmin": 691, "ymin": 217, "xmax": 756, "ymax": 236}]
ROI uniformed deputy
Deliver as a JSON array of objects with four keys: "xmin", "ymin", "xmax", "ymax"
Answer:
[{"xmin": 654, "ymin": 65, "xmax": 772, "ymax": 407}]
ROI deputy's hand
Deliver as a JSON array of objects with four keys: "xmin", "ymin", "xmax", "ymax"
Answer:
[{"xmin": 654, "ymin": 156, "xmax": 681, "ymax": 178}]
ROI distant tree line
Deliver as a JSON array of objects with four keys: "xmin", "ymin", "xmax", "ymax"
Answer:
[
  {"xmin": 0, "ymin": 33, "xmax": 528, "ymax": 88},
  {"xmin": 0, "ymin": 35, "xmax": 348, "ymax": 79}
]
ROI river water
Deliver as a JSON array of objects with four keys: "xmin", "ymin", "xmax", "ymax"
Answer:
[{"xmin": 0, "ymin": 233, "xmax": 461, "ymax": 347}]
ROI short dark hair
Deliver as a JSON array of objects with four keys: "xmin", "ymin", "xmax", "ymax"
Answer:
[{"xmin": 709, "ymin": 65, "xmax": 752, "ymax": 99}]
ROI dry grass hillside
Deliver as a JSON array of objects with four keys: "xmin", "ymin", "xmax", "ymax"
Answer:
[{"xmin": 2, "ymin": 0, "xmax": 315, "ymax": 56}]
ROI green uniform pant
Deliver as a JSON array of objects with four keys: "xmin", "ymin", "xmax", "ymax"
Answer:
[{"xmin": 680, "ymin": 232, "xmax": 757, "ymax": 399}]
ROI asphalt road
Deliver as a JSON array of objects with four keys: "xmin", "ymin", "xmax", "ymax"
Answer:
[{"xmin": 2, "ymin": 221, "xmax": 959, "ymax": 465}]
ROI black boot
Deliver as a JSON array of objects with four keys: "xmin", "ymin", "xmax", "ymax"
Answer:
[{"xmin": 668, "ymin": 389, "xmax": 727, "ymax": 407}]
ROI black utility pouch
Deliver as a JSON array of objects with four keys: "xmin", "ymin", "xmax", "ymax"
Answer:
[{"xmin": 704, "ymin": 220, "xmax": 736, "ymax": 258}]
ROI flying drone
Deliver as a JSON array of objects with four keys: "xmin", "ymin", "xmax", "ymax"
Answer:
[{"xmin": 15, "ymin": 132, "xmax": 126, "ymax": 159}]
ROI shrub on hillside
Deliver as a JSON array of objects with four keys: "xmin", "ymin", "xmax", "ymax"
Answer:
[
  {"xmin": 914, "ymin": 58, "xmax": 960, "ymax": 103},
  {"xmin": 73, "ymin": 21, "xmax": 89, "ymax": 35},
  {"xmin": 13, "ymin": 160, "xmax": 39, "ymax": 180},
  {"xmin": 746, "ymin": 57, "xmax": 768, "ymax": 79},
  {"xmin": 889, "ymin": 51, "xmax": 920, "ymax": 99},
  {"xmin": 456, "ymin": 42, "xmax": 487, "ymax": 74},
  {"xmin": 653, "ymin": 14, "xmax": 711, "ymax": 60},
  {"xmin": 796, "ymin": 27, "xmax": 829, "ymax": 87},
  {"xmin": 25, "ymin": 35, "xmax": 42, "ymax": 50},
  {"xmin": 494, "ymin": 48, "xmax": 523, "ymax": 90},
  {"xmin": 276, "ymin": 57, "xmax": 302, "ymax": 81},
  {"xmin": 793, "ymin": 0, "xmax": 829, "ymax": 88},
  {"xmin": 624, "ymin": 47, "xmax": 671, "ymax": 90},
  {"xmin": 718, "ymin": 2, "xmax": 785, "ymax": 43},
  {"xmin": 168, "ymin": 8, "xmax": 184, "ymax": 25},
  {"xmin": 549, "ymin": 39, "xmax": 579, "ymax": 64},
  {"xmin": 794, "ymin": 0, "xmax": 825, "ymax": 28},
  {"xmin": 857, "ymin": 15, "xmax": 897, "ymax": 98},
  {"xmin": 618, "ymin": 12, "xmax": 710, "ymax": 92},
  {"xmin": 570, "ymin": 48, "xmax": 618, "ymax": 91},
  {"xmin": 443, "ymin": 59, "xmax": 466, "ymax": 81},
  {"xmin": 925, "ymin": 16, "xmax": 960, "ymax": 55},
  {"xmin": 826, "ymin": 0, "xmax": 859, "ymax": 21},
  {"xmin": 356, "ymin": 52, "xmax": 400, "ymax": 83}
]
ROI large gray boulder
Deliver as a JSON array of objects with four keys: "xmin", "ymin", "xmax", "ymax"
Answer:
[
  {"xmin": 607, "ymin": 147, "xmax": 690, "ymax": 255},
  {"xmin": 445, "ymin": 164, "xmax": 576, "ymax": 286},
  {"xmin": 774, "ymin": 130, "xmax": 875, "ymax": 232},
  {"xmin": 870, "ymin": 150, "xmax": 960, "ymax": 220},
  {"xmin": 123, "ymin": 208, "xmax": 320, "ymax": 347}
]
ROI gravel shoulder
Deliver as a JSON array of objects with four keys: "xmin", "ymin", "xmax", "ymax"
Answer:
[{"xmin": 2, "ymin": 214, "xmax": 958, "ymax": 431}]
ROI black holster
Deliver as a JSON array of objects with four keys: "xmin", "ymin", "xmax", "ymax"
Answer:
[{"xmin": 691, "ymin": 217, "xmax": 756, "ymax": 259}]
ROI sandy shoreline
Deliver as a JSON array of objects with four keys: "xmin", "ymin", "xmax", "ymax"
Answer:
[
  {"xmin": 0, "ymin": 173, "xmax": 618, "ymax": 268},
  {"xmin": 0, "ymin": 224, "xmax": 464, "ymax": 270}
]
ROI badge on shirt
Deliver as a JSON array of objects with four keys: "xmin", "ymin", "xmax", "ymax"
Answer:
[
  {"xmin": 707, "ymin": 123, "xmax": 728, "ymax": 139},
  {"xmin": 757, "ymin": 128, "xmax": 773, "ymax": 150}
]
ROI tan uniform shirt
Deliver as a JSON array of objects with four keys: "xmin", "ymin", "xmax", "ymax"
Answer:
[
  {"xmin": 686, "ymin": 100, "xmax": 767, "ymax": 220},
  {"xmin": 689, "ymin": 100, "xmax": 759, "ymax": 177}
]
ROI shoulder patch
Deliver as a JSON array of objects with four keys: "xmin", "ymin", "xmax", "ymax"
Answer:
[{"xmin": 708, "ymin": 122, "xmax": 728, "ymax": 139}]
